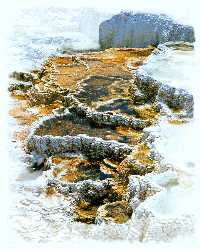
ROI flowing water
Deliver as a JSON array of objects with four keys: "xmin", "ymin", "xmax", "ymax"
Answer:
[{"xmin": 4, "ymin": 2, "xmax": 200, "ymax": 249}]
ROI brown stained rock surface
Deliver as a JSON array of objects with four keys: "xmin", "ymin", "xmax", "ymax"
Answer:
[
  {"xmin": 35, "ymin": 113, "xmax": 143, "ymax": 145},
  {"xmin": 9, "ymin": 47, "xmax": 159, "ymax": 224},
  {"xmin": 96, "ymin": 201, "xmax": 131, "ymax": 224},
  {"xmin": 50, "ymin": 156, "xmax": 108, "ymax": 183}
]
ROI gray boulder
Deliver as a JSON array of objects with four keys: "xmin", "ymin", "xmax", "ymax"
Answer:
[{"xmin": 99, "ymin": 12, "xmax": 195, "ymax": 49}]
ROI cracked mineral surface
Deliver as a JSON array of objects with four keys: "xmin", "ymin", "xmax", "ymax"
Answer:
[{"xmin": 9, "ymin": 44, "xmax": 194, "ymax": 240}]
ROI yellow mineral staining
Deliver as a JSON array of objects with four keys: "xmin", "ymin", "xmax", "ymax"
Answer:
[
  {"xmin": 10, "ymin": 47, "xmax": 155, "ymax": 131},
  {"xmin": 39, "ymin": 48, "xmax": 153, "ymax": 92},
  {"xmin": 51, "ymin": 156, "xmax": 103, "ymax": 183},
  {"xmin": 10, "ymin": 91, "xmax": 27, "ymax": 100},
  {"xmin": 54, "ymin": 65, "xmax": 86, "ymax": 90},
  {"xmin": 51, "ymin": 156, "xmax": 90, "ymax": 183},
  {"xmin": 96, "ymin": 201, "xmax": 130, "ymax": 224},
  {"xmin": 170, "ymin": 107, "xmax": 183, "ymax": 113},
  {"xmin": 127, "ymin": 58, "xmax": 144, "ymax": 69},
  {"xmin": 133, "ymin": 143, "xmax": 153, "ymax": 165},
  {"xmin": 37, "ymin": 102, "xmax": 62, "ymax": 116},
  {"xmin": 98, "ymin": 48, "xmax": 153, "ymax": 64},
  {"xmin": 116, "ymin": 143, "xmax": 155, "ymax": 179},
  {"xmin": 117, "ymin": 126, "xmax": 142, "ymax": 144},
  {"xmin": 10, "ymin": 47, "xmax": 157, "ymax": 225},
  {"xmin": 99, "ymin": 159, "xmax": 128, "ymax": 197},
  {"xmin": 112, "ymin": 182, "xmax": 128, "ymax": 198},
  {"xmin": 9, "ymin": 99, "xmax": 66, "ymax": 145},
  {"xmin": 116, "ymin": 161, "xmax": 132, "ymax": 180},
  {"xmin": 46, "ymin": 186, "xmax": 58, "ymax": 196},
  {"xmin": 168, "ymin": 119, "xmax": 188, "ymax": 125},
  {"xmin": 35, "ymin": 81, "xmax": 45, "ymax": 91},
  {"xmin": 51, "ymin": 156, "xmax": 66, "ymax": 165},
  {"xmin": 74, "ymin": 204, "xmax": 98, "ymax": 224},
  {"xmin": 134, "ymin": 104, "xmax": 159, "ymax": 121},
  {"xmin": 51, "ymin": 57, "xmax": 72, "ymax": 65}
]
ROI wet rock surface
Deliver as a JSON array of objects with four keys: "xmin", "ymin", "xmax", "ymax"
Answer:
[{"xmin": 9, "ymin": 46, "xmax": 194, "ymax": 227}]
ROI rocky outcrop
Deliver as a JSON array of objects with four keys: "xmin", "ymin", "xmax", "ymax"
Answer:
[
  {"xmin": 65, "ymin": 94, "xmax": 150, "ymax": 129},
  {"xmin": 48, "ymin": 178, "xmax": 122, "ymax": 224},
  {"xmin": 27, "ymin": 134, "xmax": 133, "ymax": 161},
  {"xmin": 134, "ymin": 69, "xmax": 194, "ymax": 118},
  {"xmin": 8, "ymin": 81, "xmax": 33, "ymax": 92},
  {"xmin": 9, "ymin": 71, "xmax": 39, "ymax": 83},
  {"xmin": 99, "ymin": 12, "xmax": 195, "ymax": 49},
  {"xmin": 127, "ymin": 175, "xmax": 163, "ymax": 202},
  {"xmin": 9, "ymin": 46, "xmax": 194, "ymax": 226}
]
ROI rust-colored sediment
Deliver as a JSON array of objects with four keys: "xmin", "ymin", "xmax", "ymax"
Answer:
[
  {"xmin": 10, "ymin": 47, "xmax": 156, "ymax": 224},
  {"xmin": 51, "ymin": 156, "xmax": 104, "ymax": 183}
]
